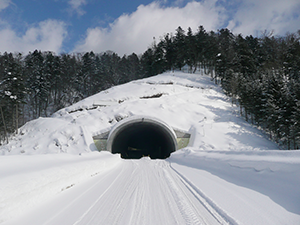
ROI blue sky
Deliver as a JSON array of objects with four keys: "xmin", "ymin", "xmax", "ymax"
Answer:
[{"xmin": 0, "ymin": 0, "xmax": 299, "ymax": 55}]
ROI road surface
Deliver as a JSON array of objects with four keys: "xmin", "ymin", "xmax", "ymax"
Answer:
[{"xmin": 8, "ymin": 158, "xmax": 230, "ymax": 225}]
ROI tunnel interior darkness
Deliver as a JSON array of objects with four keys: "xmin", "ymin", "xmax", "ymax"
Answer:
[{"xmin": 111, "ymin": 121, "xmax": 176, "ymax": 159}]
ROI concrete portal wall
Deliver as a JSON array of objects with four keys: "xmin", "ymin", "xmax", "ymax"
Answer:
[
  {"xmin": 93, "ymin": 116, "xmax": 191, "ymax": 152},
  {"xmin": 106, "ymin": 116, "xmax": 178, "ymax": 153}
]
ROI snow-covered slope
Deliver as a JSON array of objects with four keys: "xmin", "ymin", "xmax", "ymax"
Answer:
[
  {"xmin": 1, "ymin": 72, "xmax": 278, "ymax": 155},
  {"xmin": 0, "ymin": 72, "xmax": 299, "ymax": 225}
]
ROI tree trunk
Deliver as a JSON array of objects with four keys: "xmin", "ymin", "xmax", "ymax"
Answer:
[
  {"xmin": 0, "ymin": 106, "xmax": 8, "ymax": 144},
  {"xmin": 245, "ymin": 108, "xmax": 248, "ymax": 121},
  {"xmin": 16, "ymin": 104, "xmax": 18, "ymax": 134}
]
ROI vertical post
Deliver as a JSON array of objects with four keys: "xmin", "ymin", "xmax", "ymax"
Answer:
[
  {"xmin": 0, "ymin": 106, "xmax": 8, "ymax": 144},
  {"xmin": 16, "ymin": 104, "xmax": 18, "ymax": 134}
]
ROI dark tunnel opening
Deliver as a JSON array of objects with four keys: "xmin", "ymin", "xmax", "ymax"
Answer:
[{"xmin": 111, "ymin": 122, "xmax": 176, "ymax": 159}]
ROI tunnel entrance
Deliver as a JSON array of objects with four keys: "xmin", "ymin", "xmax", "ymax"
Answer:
[
  {"xmin": 93, "ymin": 116, "xmax": 191, "ymax": 159},
  {"xmin": 111, "ymin": 122, "xmax": 176, "ymax": 159},
  {"xmin": 106, "ymin": 117, "xmax": 178, "ymax": 159}
]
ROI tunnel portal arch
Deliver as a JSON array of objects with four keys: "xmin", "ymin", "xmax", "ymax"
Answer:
[{"xmin": 106, "ymin": 116, "xmax": 178, "ymax": 159}]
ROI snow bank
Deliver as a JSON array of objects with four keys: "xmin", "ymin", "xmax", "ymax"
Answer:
[
  {"xmin": 170, "ymin": 149, "xmax": 300, "ymax": 224},
  {"xmin": 0, "ymin": 152, "xmax": 121, "ymax": 223}
]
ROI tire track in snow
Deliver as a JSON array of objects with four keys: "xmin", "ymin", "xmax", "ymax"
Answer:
[
  {"xmin": 134, "ymin": 159, "xmax": 185, "ymax": 225},
  {"xmin": 162, "ymin": 163, "xmax": 206, "ymax": 225},
  {"xmin": 74, "ymin": 159, "xmax": 223, "ymax": 225},
  {"xmin": 15, "ymin": 159, "xmax": 230, "ymax": 225},
  {"xmin": 76, "ymin": 159, "xmax": 184, "ymax": 225},
  {"xmin": 73, "ymin": 160, "xmax": 138, "ymax": 225},
  {"xmin": 42, "ymin": 162, "xmax": 124, "ymax": 225},
  {"xmin": 161, "ymin": 161, "xmax": 225, "ymax": 225},
  {"xmin": 170, "ymin": 164, "xmax": 238, "ymax": 225}
]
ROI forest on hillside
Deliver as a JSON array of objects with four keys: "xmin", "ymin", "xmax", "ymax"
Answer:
[{"xmin": 0, "ymin": 26, "xmax": 300, "ymax": 149}]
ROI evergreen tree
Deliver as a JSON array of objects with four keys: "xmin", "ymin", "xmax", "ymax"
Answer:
[
  {"xmin": 127, "ymin": 53, "xmax": 142, "ymax": 80},
  {"xmin": 152, "ymin": 40, "xmax": 167, "ymax": 75},
  {"xmin": 186, "ymin": 27, "xmax": 197, "ymax": 73},
  {"xmin": 215, "ymin": 28, "xmax": 235, "ymax": 91},
  {"xmin": 283, "ymin": 33, "xmax": 300, "ymax": 81},
  {"xmin": 59, "ymin": 53, "xmax": 82, "ymax": 107},
  {"xmin": 141, "ymin": 48, "xmax": 155, "ymax": 77},
  {"xmin": 24, "ymin": 50, "xmax": 50, "ymax": 118},
  {"xmin": 174, "ymin": 26, "xmax": 186, "ymax": 70},
  {"xmin": 163, "ymin": 33, "xmax": 176, "ymax": 71},
  {"xmin": 43, "ymin": 51, "xmax": 62, "ymax": 111},
  {"xmin": 91, "ymin": 54, "xmax": 105, "ymax": 94},
  {"xmin": 205, "ymin": 31, "xmax": 219, "ymax": 80},
  {"xmin": 0, "ymin": 52, "xmax": 26, "ymax": 134},
  {"xmin": 291, "ymin": 81, "xmax": 300, "ymax": 149},
  {"xmin": 194, "ymin": 25, "xmax": 208, "ymax": 73},
  {"xmin": 80, "ymin": 51, "xmax": 96, "ymax": 97}
]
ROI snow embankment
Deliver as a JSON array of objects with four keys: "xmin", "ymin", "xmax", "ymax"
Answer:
[
  {"xmin": 170, "ymin": 149, "xmax": 300, "ymax": 225},
  {"xmin": 0, "ymin": 152, "xmax": 121, "ymax": 223}
]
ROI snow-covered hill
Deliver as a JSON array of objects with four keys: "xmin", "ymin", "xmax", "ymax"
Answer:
[
  {"xmin": 0, "ymin": 72, "xmax": 299, "ymax": 224},
  {"xmin": 1, "ymin": 72, "xmax": 278, "ymax": 155}
]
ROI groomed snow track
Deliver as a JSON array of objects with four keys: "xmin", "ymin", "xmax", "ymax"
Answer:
[{"xmin": 11, "ymin": 159, "xmax": 230, "ymax": 225}]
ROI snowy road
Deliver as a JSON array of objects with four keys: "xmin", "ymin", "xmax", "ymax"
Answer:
[
  {"xmin": 4, "ymin": 151, "xmax": 300, "ymax": 225},
  {"xmin": 9, "ymin": 158, "xmax": 228, "ymax": 225}
]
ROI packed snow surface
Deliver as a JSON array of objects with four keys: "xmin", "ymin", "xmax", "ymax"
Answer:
[{"xmin": 1, "ymin": 72, "xmax": 299, "ymax": 224}]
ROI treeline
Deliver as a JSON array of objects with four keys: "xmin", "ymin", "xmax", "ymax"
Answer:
[
  {"xmin": 141, "ymin": 26, "xmax": 300, "ymax": 149},
  {"xmin": 0, "ymin": 50, "xmax": 145, "ymax": 143},
  {"xmin": 1, "ymin": 26, "xmax": 300, "ymax": 149}
]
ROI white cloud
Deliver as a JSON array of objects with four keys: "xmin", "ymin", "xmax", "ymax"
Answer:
[
  {"xmin": 74, "ymin": 0, "xmax": 300, "ymax": 56},
  {"xmin": 0, "ymin": 0, "xmax": 11, "ymax": 11},
  {"xmin": 68, "ymin": 0, "xmax": 87, "ymax": 16},
  {"xmin": 0, "ymin": 20, "xmax": 67, "ymax": 53},
  {"xmin": 227, "ymin": 0, "xmax": 300, "ymax": 36},
  {"xmin": 74, "ymin": 0, "xmax": 226, "ymax": 55}
]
